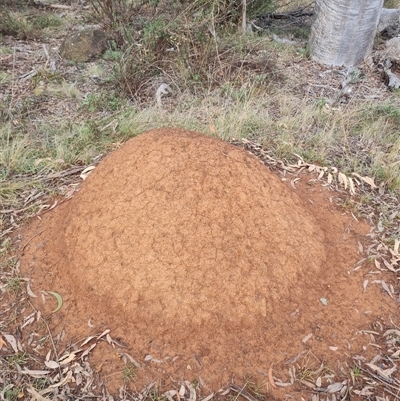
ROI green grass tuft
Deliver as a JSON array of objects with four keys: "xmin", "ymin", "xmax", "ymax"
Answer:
[{"xmin": 122, "ymin": 362, "xmax": 137, "ymax": 382}]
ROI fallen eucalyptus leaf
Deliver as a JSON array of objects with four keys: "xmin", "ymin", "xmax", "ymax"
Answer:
[
  {"xmin": 20, "ymin": 315, "xmax": 35, "ymax": 329},
  {"xmin": 27, "ymin": 386, "xmax": 52, "ymax": 401},
  {"xmin": 348, "ymin": 177, "xmax": 356, "ymax": 195},
  {"xmin": 274, "ymin": 381, "xmax": 292, "ymax": 387},
  {"xmin": 80, "ymin": 335, "xmax": 96, "ymax": 347},
  {"xmin": 48, "ymin": 291, "xmax": 63, "ymax": 313},
  {"xmin": 21, "ymin": 369, "xmax": 51, "ymax": 377},
  {"xmin": 327, "ymin": 382, "xmax": 343, "ymax": 393},
  {"xmin": 59, "ymin": 351, "xmax": 79, "ymax": 365},
  {"xmin": 26, "ymin": 280, "xmax": 37, "ymax": 298},
  {"xmin": 381, "ymin": 280, "xmax": 393, "ymax": 298},
  {"xmin": 0, "ymin": 336, "xmax": 6, "ymax": 350},
  {"xmin": 383, "ymin": 329, "xmax": 400, "ymax": 337},
  {"xmin": 352, "ymin": 173, "xmax": 376, "ymax": 189},
  {"xmin": 2, "ymin": 334, "xmax": 18, "ymax": 353},
  {"xmin": 45, "ymin": 360, "xmax": 60, "ymax": 369},
  {"xmin": 81, "ymin": 343, "xmax": 96, "ymax": 358},
  {"xmin": 185, "ymin": 381, "xmax": 196, "ymax": 401},
  {"xmin": 338, "ymin": 172, "xmax": 348, "ymax": 189},
  {"xmin": 200, "ymin": 393, "xmax": 214, "ymax": 401},
  {"xmin": 179, "ymin": 384, "xmax": 186, "ymax": 397},
  {"xmin": 366, "ymin": 363, "xmax": 396, "ymax": 378},
  {"xmin": 49, "ymin": 370, "xmax": 73, "ymax": 388},
  {"xmin": 119, "ymin": 351, "xmax": 141, "ymax": 368},
  {"xmin": 269, "ymin": 365, "xmax": 277, "ymax": 388},
  {"xmin": 80, "ymin": 166, "xmax": 95, "ymax": 180},
  {"xmin": 97, "ymin": 329, "xmax": 110, "ymax": 339},
  {"xmin": 383, "ymin": 258, "xmax": 397, "ymax": 272},
  {"xmin": 164, "ymin": 390, "xmax": 178, "ymax": 401}
]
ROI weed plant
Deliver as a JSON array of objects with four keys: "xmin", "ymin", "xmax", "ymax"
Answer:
[
  {"xmin": 90, "ymin": 0, "xmax": 279, "ymax": 101},
  {"xmin": 122, "ymin": 363, "xmax": 137, "ymax": 382}
]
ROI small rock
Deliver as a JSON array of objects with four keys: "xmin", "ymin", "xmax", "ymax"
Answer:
[
  {"xmin": 385, "ymin": 36, "xmax": 400, "ymax": 64},
  {"xmin": 378, "ymin": 8, "xmax": 400, "ymax": 32},
  {"xmin": 383, "ymin": 66, "xmax": 400, "ymax": 89},
  {"xmin": 60, "ymin": 28, "xmax": 108, "ymax": 62},
  {"xmin": 381, "ymin": 24, "xmax": 400, "ymax": 40}
]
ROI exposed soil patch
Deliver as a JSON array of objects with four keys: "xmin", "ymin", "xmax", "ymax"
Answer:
[{"xmin": 19, "ymin": 128, "xmax": 396, "ymax": 397}]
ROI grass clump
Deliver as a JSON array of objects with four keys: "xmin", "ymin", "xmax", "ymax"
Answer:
[
  {"xmin": 0, "ymin": 72, "xmax": 11, "ymax": 87},
  {"xmin": 351, "ymin": 365, "xmax": 363, "ymax": 380},
  {"xmin": 370, "ymin": 104, "xmax": 400, "ymax": 124},
  {"xmin": 81, "ymin": 91, "xmax": 124, "ymax": 112},
  {"xmin": 384, "ymin": 0, "xmax": 400, "ymax": 7},
  {"xmin": 148, "ymin": 389, "xmax": 167, "ymax": 401},
  {"xmin": 47, "ymin": 81, "xmax": 82, "ymax": 99},
  {"xmin": 0, "ymin": 238, "xmax": 12, "ymax": 256},
  {"xmin": 7, "ymin": 352, "xmax": 29, "ymax": 366},
  {"xmin": 243, "ymin": 375, "xmax": 266, "ymax": 399},
  {"xmin": 2, "ymin": 387, "xmax": 23, "ymax": 401},
  {"xmin": 103, "ymin": 48, "xmax": 123, "ymax": 61},
  {"xmin": 0, "ymin": 8, "xmax": 63, "ymax": 39},
  {"xmin": 122, "ymin": 362, "xmax": 137, "ymax": 382},
  {"xmin": 5, "ymin": 277, "xmax": 23, "ymax": 293},
  {"xmin": 0, "ymin": 46, "xmax": 13, "ymax": 55}
]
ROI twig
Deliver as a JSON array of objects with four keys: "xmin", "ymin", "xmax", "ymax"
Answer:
[
  {"xmin": 42, "ymin": 166, "xmax": 86, "ymax": 181},
  {"xmin": 210, "ymin": 9, "xmax": 223, "ymax": 73},
  {"xmin": 49, "ymin": 4, "xmax": 73, "ymax": 9},
  {"xmin": 230, "ymin": 384, "xmax": 258, "ymax": 401},
  {"xmin": 9, "ymin": 46, "xmax": 17, "ymax": 113},
  {"xmin": 360, "ymin": 367, "xmax": 400, "ymax": 393},
  {"xmin": 28, "ymin": 300, "xmax": 61, "ymax": 374},
  {"xmin": 42, "ymin": 44, "xmax": 50, "ymax": 69},
  {"xmin": 1, "ymin": 201, "xmax": 43, "ymax": 215},
  {"xmin": 21, "ymin": 230, "xmax": 46, "ymax": 252}
]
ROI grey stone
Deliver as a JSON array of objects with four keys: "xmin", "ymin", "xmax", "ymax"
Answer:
[
  {"xmin": 378, "ymin": 8, "xmax": 400, "ymax": 32},
  {"xmin": 60, "ymin": 28, "xmax": 108, "ymax": 62},
  {"xmin": 381, "ymin": 24, "xmax": 400, "ymax": 39},
  {"xmin": 384, "ymin": 60, "xmax": 400, "ymax": 89},
  {"xmin": 386, "ymin": 36, "xmax": 400, "ymax": 63},
  {"xmin": 384, "ymin": 68, "xmax": 400, "ymax": 89}
]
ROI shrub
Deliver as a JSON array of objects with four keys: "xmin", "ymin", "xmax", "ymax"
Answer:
[{"xmin": 90, "ymin": 0, "xmax": 279, "ymax": 101}]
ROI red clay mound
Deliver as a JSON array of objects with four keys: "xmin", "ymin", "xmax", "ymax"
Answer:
[
  {"xmin": 67, "ymin": 129, "xmax": 326, "ymax": 325},
  {"xmin": 20, "ymin": 128, "xmax": 394, "ymax": 395}
]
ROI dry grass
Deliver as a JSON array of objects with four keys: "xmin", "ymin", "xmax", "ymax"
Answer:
[{"xmin": 0, "ymin": 7, "xmax": 63, "ymax": 39}]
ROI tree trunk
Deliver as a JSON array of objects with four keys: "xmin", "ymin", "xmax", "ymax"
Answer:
[
  {"xmin": 310, "ymin": 0, "xmax": 384, "ymax": 67},
  {"xmin": 242, "ymin": 0, "xmax": 247, "ymax": 36}
]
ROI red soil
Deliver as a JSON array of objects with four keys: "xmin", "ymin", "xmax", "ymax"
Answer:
[{"xmin": 20, "ymin": 128, "xmax": 395, "ymax": 397}]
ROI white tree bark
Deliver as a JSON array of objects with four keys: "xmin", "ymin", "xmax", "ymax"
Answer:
[
  {"xmin": 310, "ymin": 0, "xmax": 384, "ymax": 67},
  {"xmin": 242, "ymin": 0, "xmax": 247, "ymax": 35}
]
